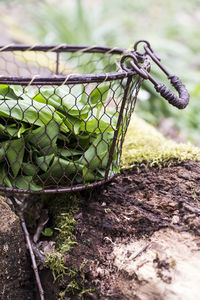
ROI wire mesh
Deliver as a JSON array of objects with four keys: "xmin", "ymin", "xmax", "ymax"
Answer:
[{"xmin": 0, "ymin": 45, "xmax": 144, "ymax": 194}]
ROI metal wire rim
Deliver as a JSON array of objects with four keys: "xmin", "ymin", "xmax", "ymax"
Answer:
[
  {"xmin": 0, "ymin": 174, "xmax": 118, "ymax": 194},
  {"xmin": 0, "ymin": 44, "xmax": 134, "ymax": 85}
]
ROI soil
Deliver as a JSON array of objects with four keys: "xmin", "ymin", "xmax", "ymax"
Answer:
[
  {"xmin": 0, "ymin": 198, "xmax": 34, "ymax": 300},
  {"xmin": 38, "ymin": 160, "xmax": 200, "ymax": 299}
]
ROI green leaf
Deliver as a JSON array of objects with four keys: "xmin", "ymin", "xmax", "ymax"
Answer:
[
  {"xmin": 42, "ymin": 227, "xmax": 53, "ymax": 237},
  {"xmin": 50, "ymin": 157, "xmax": 82, "ymax": 177},
  {"xmin": 0, "ymin": 141, "xmax": 9, "ymax": 162},
  {"xmin": 0, "ymin": 123, "xmax": 18, "ymax": 137},
  {"xmin": 7, "ymin": 139, "xmax": 25, "ymax": 177},
  {"xmin": 0, "ymin": 164, "xmax": 12, "ymax": 187},
  {"xmin": 96, "ymin": 169, "xmax": 106, "ymax": 178},
  {"xmin": 80, "ymin": 109, "xmax": 117, "ymax": 133},
  {"xmin": 0, "ymin": 123, "xmax": 6, "ymax": 137},
  {"xmin": 42, "ymin": 156, "xmax": 83, "ymax": 179},
  {"xmin": 89, "ymin": 84, "xmax": 109, "ymax": 106},
  {"xmin": 0, "ymin": 98, "xmax": 69, "ymax": 133},
  {"xmin": 22, "ymin": 163, "xmax": 38, "ymax": 176},
  {"xmin": 0, "ymin": 122, "xmax": 30, "ymax": 138},
  {"xmin": 0, "ymin": 85, "xmax": 21, "ymax": 100},
  {"xmin": 14, "ymin": 176, "xmax": 42, "ymax": 191},
  {"xmin": 3, "ymin": 123, "xmax": 30, "ymax": 138},
  {"xmin": 17, "ymin": 123, "xmax": 30, "ymax": 138},
  {"xmin": 33, "ymin": 89, "xmax": 66, "ymax": 114},
  {"xmin": 58, "ymin": 133, "xmax": 70, "ymax": 143},
  {"xmin": 58, "ymin": 148, "xmax": 82, "ymax": 158},
  {"xmin": 26, "ymin": 120, "xmax": 60, "ymax": 155},
  {"xmin": 39, "ymin": 144, "xmax": 57, "ymax": 156},
  {"xmin": 82, "ymin": 166, "xmax": 95, "ymax": 181},
  {"xmin": 62, "ymin": 114, "xmax": 82, "ymax": 135},
  {"xmin": 80, "ymin": 131, "xmax": 110, "ymax": 170},
  {"xmin": 34, "ymin": 86, "xmax": 89, "ymax": 118},
  {"xmin": 6, "ymin": 125, "xmax": 20, "ymax": 137},
  {"xmin": 75, "ymin": 133, "xmax": 95, "ymax": 148},
  {"xmin": 57, "ymin": 85, "xmax": 89, "ymax": 117},
  {"xmin": 35, "ymin": 153, "xmax": 54, "ymax": 172}
]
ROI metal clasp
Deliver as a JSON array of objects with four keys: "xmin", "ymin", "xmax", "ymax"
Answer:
[
  {"xmin": 120, "ymin": 53, "xmax": 149, "ymax": 79},
  {"xmin": 132, "ymin": 40, "xmax": 175, "ymax": 86}
]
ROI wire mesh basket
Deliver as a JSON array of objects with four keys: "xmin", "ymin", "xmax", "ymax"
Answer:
[{"xmin": 0, "ymin": 40, "xmax": 189, "ymax": 194}]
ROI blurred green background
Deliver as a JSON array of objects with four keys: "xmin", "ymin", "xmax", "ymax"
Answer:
[{"xmin": 1, "ymin": 0, "xmax": 200, "ymax": 143}]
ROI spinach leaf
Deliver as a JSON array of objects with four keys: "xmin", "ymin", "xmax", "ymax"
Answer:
[
  {"xmin": 6, "ymin": 138, "xmax": 25, "ymax": 177},
  {"xmin": 22, "ymin": 162, "xmax": 38, "ymax": 176},
  {"xmin": 82, "ymin": 166, "xmax": 96, "ymax": 181},
  {"xmin": 14, "ymin": 176, "xmax": 42, "ymax": 191},
  {"xmin": 35, "ymin": 154, "xmax": 54, "ymax": 172},
  {"xmin": 79, "ymin": 131, "xmax": 110, "ymax": 170},
  {"xmin": 47, "ymin": 156, "xmax": 83, "ymax": 178},
  {"xmin": 0, "ymin": 164, "xmax": 12, "ymax": 187},
  {"xmin": 0, "ymin": 85, "xmax": 21, "ymax": 100},
  {"xmin": 89, "ymin": 84, "xmax": 109, "ymax": 106},
  {"xmin": 33, "ymin": 86, "xmax": 89, "ymax": 118},
  {"xmin": 61, "ymin": 114, "xmax": 82, "ymax": 135},
  {"xmin": 0, "ymin": 98, "xmax": 69, "ymax": 133},
  {"xmin": 33, "ymin": 89, "xmax": 66, "ymax": 114},
  {"xmin": 80, "ymin": 109, "xmax": 117, "ymax": 133},
  {"xmin": 58, "ymin": 148, "xmax": 82, "ymax": 158},
  {"xmin": 0, "ymin": 141, "xmax": 9, "ymax": 162},
  {"xmin": 26, "ymin": 120, "xmax": 59, "ymax": 154}
]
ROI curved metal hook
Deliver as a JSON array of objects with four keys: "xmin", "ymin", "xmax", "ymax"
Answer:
[
  {"xmin": 120, "ymin": 53, "xmax": 149, "ymax": 79},
  {"xmin": 134, "ymin": 40, "xmax": 161, "ymax": 61}
]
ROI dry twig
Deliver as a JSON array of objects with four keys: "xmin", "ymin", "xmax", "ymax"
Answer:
[
  {"xmin": 20, "ymin": 214, "xmax": 45, "ymax": 300},
  {"xmin": 132, "ymin": 243, "xmax": 151, "ymax": 260}
]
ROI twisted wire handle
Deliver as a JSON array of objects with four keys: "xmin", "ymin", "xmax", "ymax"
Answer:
[
  {"xmin": 155, "ymin": 75, "xmax": 189, "ymax": 109},
  {"xmin": 121, "ymin": 40, "xmax": 190, "ymax": 110}
]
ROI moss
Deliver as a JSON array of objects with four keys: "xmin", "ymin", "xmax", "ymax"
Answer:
[
  {"xmin": 44, "ymin": 193, "xmax": 82, "ymax": 298},
  {"xmin": 46, "ymin": 253, "xmax": 70, "ymax": 282},
  {"xmin": 121, "ymin": 115, "xmax": 200, "ymax": 169},
  {"xmin": 46, "ymin": 253, "xmax": 81, "ymax": 299},
  {"xmin": 44, "ymin": 193, "xmax": 79, "ymax": 253},
  {"xmin": 59, "ymin": 280, "xmax": 80, "ymax": 299},
  {"xmin": 46, "ymin": 253, "xmax": 92, "ymax": 299}
]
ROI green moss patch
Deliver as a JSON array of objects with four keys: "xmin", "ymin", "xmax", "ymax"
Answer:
[
  {"xmin": 44, "ymin": 193, "xmax": 79, "ymax": 253},
  {"xmin": 121, "ymin": 115, "xmax": 200, "ymax": 169}
]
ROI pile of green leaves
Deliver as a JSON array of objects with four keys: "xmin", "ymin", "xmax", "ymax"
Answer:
[{"xmin": 0, "ymin": 84, "xmax": 120, "ymax": 191}]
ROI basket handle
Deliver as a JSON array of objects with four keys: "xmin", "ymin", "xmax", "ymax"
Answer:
[
  {"xmin": 121, "ymin": 40, "xmax": 190, "ymax": 109},
  {"xmin": 152, "ymin": 75, "xmax": 189, "ymax": 109}
]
